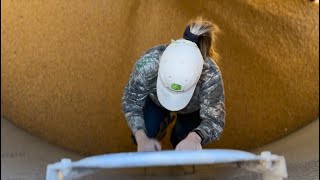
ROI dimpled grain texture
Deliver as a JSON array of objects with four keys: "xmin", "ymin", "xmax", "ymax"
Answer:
[{"xmin": 1, "ymin": 0, "xmax": 318, "ymax": 155}]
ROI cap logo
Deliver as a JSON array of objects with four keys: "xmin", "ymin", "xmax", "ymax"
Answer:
[{"xmin": 171, "ymin": 83, "xmax": 182, "ymax": 91}]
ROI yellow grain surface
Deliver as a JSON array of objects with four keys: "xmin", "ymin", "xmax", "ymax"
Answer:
[{"xmin": 1, "ymin": 0, "xmax": 318, "ymax": 155}]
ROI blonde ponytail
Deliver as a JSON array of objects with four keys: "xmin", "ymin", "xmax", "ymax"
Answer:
[{"xmin": 184, "ymin": 17, "xmax": 220, "ymax": 61}]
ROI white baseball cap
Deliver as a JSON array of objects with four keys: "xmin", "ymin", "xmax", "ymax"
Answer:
[{"xmin": 157, "ymin": 39, "xmax": 204, "ymax": 111}]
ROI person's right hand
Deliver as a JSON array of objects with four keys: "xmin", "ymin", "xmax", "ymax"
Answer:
[{"xmin": 135, "ymin": 130, "xmax": 161, "ymax": 152}]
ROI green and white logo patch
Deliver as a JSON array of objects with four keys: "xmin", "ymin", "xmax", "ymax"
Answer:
[{"xmin": 171, "ymin": 83, "xmax": 182, "ymax": 91}]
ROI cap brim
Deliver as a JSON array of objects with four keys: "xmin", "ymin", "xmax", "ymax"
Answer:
[{"xmin": 156, "ymin": 77, "xmax": 196, "ymax": 111}]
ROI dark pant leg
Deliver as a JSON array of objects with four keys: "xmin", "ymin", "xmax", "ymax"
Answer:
[
  {"xmin": 131, "ymin": 97, "xmax": 170, "ymax": 144},
  {"xmin": 170, "ymin": 110, "xmax": 201, "ymax": 148}
]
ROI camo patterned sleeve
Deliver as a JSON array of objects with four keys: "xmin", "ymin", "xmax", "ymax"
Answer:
[
  {"xmin": 194, "ymin": 60, "xmax": 226, "ymax": 146},
  {"xmin": 122, "ymin": 47, "xmax": 162, "ymax": 135}
]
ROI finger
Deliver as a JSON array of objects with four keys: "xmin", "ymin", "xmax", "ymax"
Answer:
[
  {"xmin": 154, "ymin": 141, "xmax": 161, "ymax": 151},
  {"xmin": 137, "ymin": 146, "xmax": 143, "ymax": 152},
  {"xmin": 175, "ymin": 144, "xmax": 181, "ymax": 151}
]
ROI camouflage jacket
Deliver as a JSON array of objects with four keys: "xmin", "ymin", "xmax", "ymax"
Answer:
[{"xmin": 122, "ymin": 45, "xmax": 225, "ymax": 146}]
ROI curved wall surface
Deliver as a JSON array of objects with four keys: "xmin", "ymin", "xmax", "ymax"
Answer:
[{"xmin": 1, "ymin": 0, "xmax": 319, "ymax": 154}]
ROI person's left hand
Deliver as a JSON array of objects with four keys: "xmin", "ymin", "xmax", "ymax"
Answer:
[{"xmin": 175, "ymin": 132, "xmax": 202, "ymax": 151}]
